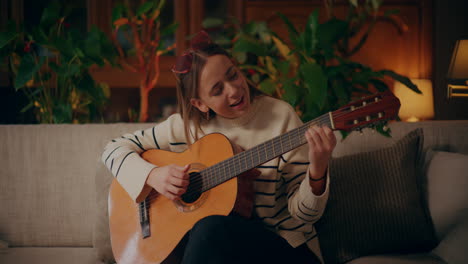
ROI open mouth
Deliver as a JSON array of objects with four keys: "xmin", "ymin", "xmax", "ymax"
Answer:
[{"xmin": 230, "ymin": 96, "xmax": 244, "ymax": 107}]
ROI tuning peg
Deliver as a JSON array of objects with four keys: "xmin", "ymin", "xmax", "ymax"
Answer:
[
  {"xmin": 378, "ymin": 112, "xmax": 384, "ymax": 118},
  {"xmin": 366, "ymin": 116, "xmax": 371, "ymax": 121},
  {"xmin": 362, "ymin": 101, "xmax": 367, "ymax": 106},
  {"xmin": 383, "ymin": 125, "xmax": 389, "ymax": 132}
]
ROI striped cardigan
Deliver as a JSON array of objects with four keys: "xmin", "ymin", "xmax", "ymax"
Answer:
[{"xmin": 102, "ymin": 95, "xmax": 329, "ymax": 260}]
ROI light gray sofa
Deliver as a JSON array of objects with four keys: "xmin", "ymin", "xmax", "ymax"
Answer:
[{"xmin": 0, "ymin": 120, "xmax": 467, "ymax": 264}]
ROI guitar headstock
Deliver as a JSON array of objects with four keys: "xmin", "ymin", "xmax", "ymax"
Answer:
[{"xmin": 332, "ymin": 90, "xmax": 401, "ymax": 132}]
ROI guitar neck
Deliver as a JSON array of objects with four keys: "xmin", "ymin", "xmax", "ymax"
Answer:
[{"xmin": 198, "ymin": 112, "xmax": 332, "ymax": 192}]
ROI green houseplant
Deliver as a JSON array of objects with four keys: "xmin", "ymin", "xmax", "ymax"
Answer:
[
  {"xmin": 0, "ymin": 1, "xmax": 116, "ymax": 123},
  {"xmin": 206, "ymin": 0, "xmax": 420, "ymax": 135},
  {"xmin": 111, "ymin": 0, "xmax": 178, "ymax": 122}
]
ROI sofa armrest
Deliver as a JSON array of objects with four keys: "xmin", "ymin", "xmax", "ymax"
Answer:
[{"xmin": 433, "ymin": 211, "xmax": 468, "ymax": 264}]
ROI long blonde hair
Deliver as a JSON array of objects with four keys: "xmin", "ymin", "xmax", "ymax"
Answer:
[{"xmin": 173, "ymin": 43, "xmax": 263, "ymax": 146}]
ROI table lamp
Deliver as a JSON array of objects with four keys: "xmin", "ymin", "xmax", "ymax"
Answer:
[
  {"xmin": 394, "ymin": 79, "xmax": 435, "ymax": 122},
  {"xmin": 447, "ymin": 39, "xmax": 468, "ymax": 98}
]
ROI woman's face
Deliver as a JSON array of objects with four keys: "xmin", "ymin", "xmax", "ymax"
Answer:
[{"xmin": 190, "ymin": 55, "xmax": 251, "ymax": 119}]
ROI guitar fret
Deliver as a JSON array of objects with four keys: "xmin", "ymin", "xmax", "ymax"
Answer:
[
  {"xmin": 280, "ymin": 134, "xmax": 285, "ymax": 153},
  {"xmin": 271, "ymin": 139, "xmax": 275, "ymax": 159}
]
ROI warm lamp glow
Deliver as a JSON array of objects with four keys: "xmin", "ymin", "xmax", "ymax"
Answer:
[
  {"xmin": 394, "ymin": 79, "xmax": 434, "ymax": 122},
  {"xmin": 447, "ymin": 39, "xmax": 468, "ymax": 98}
]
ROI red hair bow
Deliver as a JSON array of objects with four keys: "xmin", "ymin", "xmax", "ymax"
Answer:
[{"xmin": 172, "ymin": 30, "xmax": 212, "ymax": 74}]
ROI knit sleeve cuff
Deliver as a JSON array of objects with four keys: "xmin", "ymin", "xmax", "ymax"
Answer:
[
  {"xmin": 298, "ymin": 167, "xmax": 330, "ymax": 211},
  {"xmin": 117, "ymin": 153, "xmax": 157, "ymax": 202}
]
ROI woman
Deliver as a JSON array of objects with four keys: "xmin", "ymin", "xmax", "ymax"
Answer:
[{"xmin": 102, "ymin": 31, "xmax": 336, "ymax": 264}]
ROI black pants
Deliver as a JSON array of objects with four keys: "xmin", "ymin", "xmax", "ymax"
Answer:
[{"xmin": 181, "ymin": 215, "xmax": 321, "ymax": 264}]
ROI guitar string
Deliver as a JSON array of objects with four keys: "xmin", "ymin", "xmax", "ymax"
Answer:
[
  {"xmin": 137, "ymin": 101, "xmax": 392, "ymax": 206},
  {"xmin": 138, "ymin": 116, "xmax": 323, "ymax": 207},
  {"xmin": 176, "ymin": 113, "xmax": 332, "ymax": 193}
]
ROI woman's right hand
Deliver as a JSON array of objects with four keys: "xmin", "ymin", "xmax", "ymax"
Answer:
[{"xmin": 146, "ymin": 164, "xmax": 190, "ymax": 201}]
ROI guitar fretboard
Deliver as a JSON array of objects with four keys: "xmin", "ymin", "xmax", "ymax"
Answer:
[{"xmin": 189, "ymin": 112, "xmax": 332, "ymax": 193}]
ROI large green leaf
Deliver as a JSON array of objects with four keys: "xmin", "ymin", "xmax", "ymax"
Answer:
[
  {"xmin": 276, "ymin": 60, "xmax": 290, "ymax": 75},
  {"xmin": 380, "ymin": 70, "xmax": 421, "ymax": 93},
  {"xmin": 369, "ymin": 78, "xmax": 389, "ymax": 92},
  {"xmin": 317, "ymin": 18, "xmax": 348, "ymax": 47},
  {"xmin": 77, "ymin": 73, "xmax": 97, "ymax": 95},
  {"xmin": 160, "ymin": 23, "xmax": 179, "ymax": 37},
  {"xmin": 258, "ymin": 78, "xmax": 277, "ymax": 95},
  {"xmin": 300, "ymin": 62, "xmax": 327, "ymax": 109},
  {"xmin": 304, "ymin": 10, "xmax": 319, "ymax": 55},
  {"xmin": 83, "ymin": 27, "xmax": 106, "ymax": 66},
  {"xmin": 31, "ymin": 27, "xmax": 48, "ymax": 45},
  {"xmin": 331, "ymin": 78, "xmax": 351, "ymax": 105},
  {"xmin": 156, "ymin": 0, "xmax": 166, "ymax": 11},
  {"xmin": 53, "ymin": 101, "xmax": 73, "ymax": 123},
  {"xmin": 282, "ymin": 78, "xmax": 300, "ymax": 107},
  {"xmin": 40, "ymin": 1, "xmax": 61, "ymax": 28},
  {"xmin": 136, "ymin": 2, "xmax": 154, "ymax": 17},
  {"xmin": 278, "ymin": 13, "xmax": 298, "ymax": 43},
  {"xmin": 202, "ymin": 18, "xmax": 223, "ymax": 28},
  {"xmin": 14, "ymin": 54, "xmax": 45, "ymax": 90},
  {"xmin": 232, "ymin": 36, "xmax": 268, "ymax": 56},
  {"xmin": 0, "ymin": 24, "xmax": 18, "ymax": 49},
  {"xmin": 303, "ymin": 93, "xmax": 321, "ymax": 121}
]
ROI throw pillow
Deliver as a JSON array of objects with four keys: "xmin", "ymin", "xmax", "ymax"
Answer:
[
  {"xmin": 423, "ymin": 150, "xmax": 468, "ymax": 239},
  {"xmin": 315, "ymin": 128, "xmax": 437, "ymax": 264},
  {"xmin": 93, "ymin": 162, "xmax": 116, "ymax": 264}
]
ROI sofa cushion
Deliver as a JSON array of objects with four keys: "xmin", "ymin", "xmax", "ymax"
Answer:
[
  {"xmin": 433, "ymin": 212, "xmax": 468, "ymax": 264},
  {"xmin": 424, "ymin": 150, "xmax": 468, "ymax": 239},
  {"xmin": 0, "ymin": 125, "xmax": 97, "ymax": 247},
  {"xmin": 0, "ymin": 247, "xmax": 96, "ymax": 264},
  {"xmin": 315, "ymin": 129, "xmax": 438, "ymax": 264},
  {"xmin": 346, "ymin": 253, "xmax": 446, "ymax": 264},
  {"xmin": 93, "ymin": 162, "xmax": 116, "ymax": 264}
]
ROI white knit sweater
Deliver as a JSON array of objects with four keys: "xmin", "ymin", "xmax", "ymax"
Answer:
[{"xmin": 102, "ymin": 95, "xmax": 329, "ymax": 260}]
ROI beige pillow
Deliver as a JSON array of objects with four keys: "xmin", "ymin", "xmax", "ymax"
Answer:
[
  {"xmin": 315, "ymin": 129, "xmax": 437, "ymax": 264},
  {"xmin": 424, "ymin": 150, "xmax": 468, "ymax": 239}
]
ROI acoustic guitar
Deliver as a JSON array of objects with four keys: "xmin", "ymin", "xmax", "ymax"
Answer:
[{"xmin": 108, "ymin": 90, "xmax": 401, "ymax": 264}]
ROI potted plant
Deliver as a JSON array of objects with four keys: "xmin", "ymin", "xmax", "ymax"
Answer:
[
  {"xmin": 111, "ymin": 0, "xmax": 178, "ymax": 122},
  {"xmin": 0, "ymin": 1, "xmax": 117, "ymax": 123}
]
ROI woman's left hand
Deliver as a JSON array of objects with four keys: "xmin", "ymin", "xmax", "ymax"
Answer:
[{"xmin": 305, "ymin": 125, "xmax": 337, "ymax": 179}]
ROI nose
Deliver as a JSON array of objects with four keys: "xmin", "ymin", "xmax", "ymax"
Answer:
[{"xmin": 225, "ymin": 81, "xmax": 241, "ymax": 99}]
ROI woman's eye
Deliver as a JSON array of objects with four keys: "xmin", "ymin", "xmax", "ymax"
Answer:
[
  {"xmin": 213, "ymin": 87, "xmax": 222, "ymax": 96},
  {"xmin": 228, "ymin": 71, "xmax": 238, "ymax": 80}
]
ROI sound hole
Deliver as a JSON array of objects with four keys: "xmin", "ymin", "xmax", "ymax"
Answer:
[{"xmin": 181, "ymin": 172, "xmax": 203, "ymax": 203}]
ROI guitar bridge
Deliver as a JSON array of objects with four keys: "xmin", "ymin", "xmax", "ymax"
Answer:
[{"xmin": 139, "ymin": 198, "xmax": 151, "ymax": 239}]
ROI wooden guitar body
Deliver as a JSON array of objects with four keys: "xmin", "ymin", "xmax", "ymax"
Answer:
[{"xmin": 108, "ymin": 133, "xmax": 238, "ymax": 264}]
